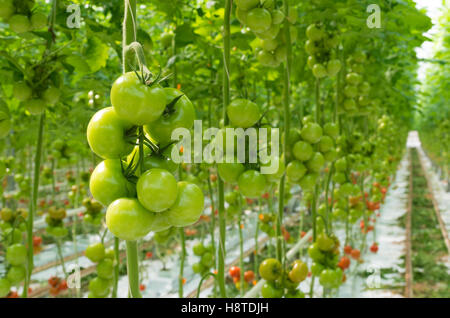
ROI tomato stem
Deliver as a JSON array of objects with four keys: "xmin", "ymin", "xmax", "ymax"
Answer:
[
  {"xmin": 23, "ymin": 113, "xmax": 45, "ymax": 298},
  {"xmin": 216, "ymin": 0, "xmax": 232, "ymax": 298},
  {"xmin": 125, "ymin": 240, "xmax": 142, "ymax": 298},
  {"xmin": 112, "ymin": 237, "xmax": 120, "ymax": 298},
  {"xmin": 178, "ymin": 228, "xmax": 186, "ymax": 298}
]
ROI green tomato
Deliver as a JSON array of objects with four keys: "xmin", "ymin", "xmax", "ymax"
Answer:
[
  {"xmin": 193, "ymin": 242, "xmax": 205, "ymax": 256},
  {"xmin": 0, "ymin": 278, "xmax": 11, "ymax": 298},
  {"xmin": 85, "ymin": 243, "xmax": 105, "ymax": 263},
  {"xmin": 344, "ymin": 85, "xmax": 358, "ymax": 99},
  {"xmin": 257, "ymin": 50, "xmax": 278, "ymax": 67},
  {"xmin": 288, "ymin": 260, "xmax": 308, "ymax": 283},
  {"xmin": 323, "ymin": 123, "xmax": 339, "ymax": 139},
  {"xmin": 285, "ymin": 290, "xmax": 305, "ymax": 298},
  {"xmin": 318, "ymin": 136, "xmax": 334, "ymax": 153},
  {"xmin": 311, "ymin": 262, "xmax": 324, "ymax": 276},
  {"xmin": 227, "ymin": 99, "xmax": 260, "ymax": 128},
  {"xmin": 6, "ymin": 244, "xmax": 27, "ymax": 266},
  {"xmin": 339, "ymin": 182, "xmax": 354, "ymax": 197},
  {"xmin": 25, "ymin": 99, "xmax": 46, "ymax": 115},
  {"xmin": 218, "ymin": 162, "xmax": 245, "ymax": 184},
  {"xmin": 4, "ymin": 228, "xmax": 23, "ymax": 245},
  {"xmin": 312, "ymin": 64, "xmax": 327, "ymax": 78},
  {"xmin": 235, "ymin": 0, "xmax": 260, "ymax": 11},
  {"xmin": 305, "ymin": 40, "xmax": 318, "ymax": 55},
  {"xmin": 192, "ymin": 262, "xmax": 206, "ymax": 274},
  {"xmin": 286, "ymin": 160, "xmax": 307, "ymax": 182},
  {"xmin": 306, "ymin": 24, "xmax": 324, "ymax": 41},
  {"xmin": 306, "ymin": 152, "xmax": 325, "ymax": 173},
  {"xmin": 97, "ymin": 258, "xmax": 114, "ymax": 280},
  {"xmin": 292, "ymin": 141, "xmax": 313, "ymax": 161},
  {"xmin": 43, "ymin": 86, "xmax": 60, "ymax": 105},
  {"xmin": 261, "ymin": 282, "xmax": 283, "ymax": 298},
  {"xmin": 31, "ymin": 12, "xmax": 48, "ymax": 30},
  {"xmin": 236, "ymin": 7, "xmax": 248, "ymax": 25},
  {"xmin": 247, "ymin": 8, "xmax": 272, "ymax": 33},
  {"xmin": 201, "ymin": 252, "xmax": 214, "ymax": 268},
  {"xmin": 165, "ymin": 181, "xmax": 204, "ymax": 227},
  {"xmin": 301, "ymin": 123, "xmax": 323, "ymax": 144},
  {"xmin": 144, "ymin": 88, "xmax": 195, "ymax": 147},
  {"xmin": 343, "ymin": 99, "xmax": 356, "ymax": 110},
  {"xmin": 160, "ymin": 32, "xmax": 173, "ymax": 49},
  {"xmin": 106, "ymin": 198, "xmax": 156, "ymax": 241},
  {"xmin": 225, "ymin": 191, "xmax": 239, "ymax": 205},
  {"xmin": 307, "ymin": 243, "xmax": 325, "ymax": 262},
  {"xmin": 0, "ymin": 0, "xmax": 14, "ymax": 21},
  {"xmin": 137, "ymin": 169, "xmax": 178, "ymax": 213},
  {"xmin": 332, "ymin": 172, "xmax": 347, "ymax": 184},
  {"xmin": 111, "ymin": 72, "xmax": 166, "ymax": 125},
  {"xmin": 6, "ymin": 265, "xmax": 26, "ymax": 284},
  {"xmin": 346, "ymin": 72, "xmax": 362, "ymax": 86},
  {"xmin": 238, "ymin": 170, "xmax": 266, "ymax": 198},
  {"xmin": 256, "ymin": 23, "xmax": 280, "ymax": 41},
  {"xmin": 9, "ymin": 15, "xmax": 31, "ymax": 33},
  {"xmin": 335, "ymin": 157, "xmax": 347, "ymax": 172},
  {"xmin": 316, "ymin": 233, "xmax": 335, "ymax": 252},
  {"xmin": 90, "ymin": 160, "xmax": 136, "ymax": 206},
  {"xmin": 327, "ymin": 59, "xmax": 341, "ymax": 77},
  {"xmin": 13, "ymin": 82, "xmax": 32, "ymax": 101},
  {"xmin": 87, "ymin": 107, "xmax": 136, "ymax": 159},
  {"xmin": 104, "ymin": 249, "xmax": 115, "ymax": 260},
  {"xmin": 299, "ymin": 173, "xmax": 318, "ymax": 191},
  {"xmin": 262, "ymin": 156, "xmax": 285, "ymax": 182},
  {"xmin": 89, "ymin": 277, "xmax": 111, "ymax": 298},
  {"xmin": 261, "ymin": 38, "xmax": 278, "ymax": 52},
  {"xmin": 272, "ymin": 10, "xmax": 285, "ymax": 25},
  {"xmin": 149, "ymin": 212, "xmax": 171, "ymax": 232},
  {"xmin": 259, "ymin": 258, "xmax": 282, "ymax": 281}
]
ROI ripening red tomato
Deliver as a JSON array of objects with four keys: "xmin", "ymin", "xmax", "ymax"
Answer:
[
  {"xmin": 370, "ymin": 243, "xmax": 379, "ymax": 253},
  {"xmin": 338, "ymin": 256, "xmax": 351, "ymax": 270},
  {"xmin": 229, "ymin": 266, "xmax": 240, "ymax": 279},
  {"xmin": 351, "ymin": 249, "xmax": 361, "ymax": 260},
  {"xmin": 343, "ymin": 245, "xmax": 352, "ymax": 255},
  {"xmin": 244, "ymin": 270, "xmax": 255, "ymax": 283}
]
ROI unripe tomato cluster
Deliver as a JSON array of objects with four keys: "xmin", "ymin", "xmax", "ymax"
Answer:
[
  {"xmin": 0, "ymin": 206, "xmax": 29, "ymax": 297},
  {"xmin": 305, "ymin": 24, "xmax": 341, "ymax": 78},
  {"xmin": 308, "ymin": 233, "xmax": 344, "ymax": 289},
  {"xmin": 45, "ymin": 206, "xmax": 69, "ymax": 238},
  {"xmin": 0, "ymin": 0, "xmax": 48, "ymax": 34},
  {"xmin": 85, "ymin": 243, "xmax": 116, "ymax": 298},
  {"xmin": 259, "ymin": 258, "xmax": 308, "ymax": 298},
  {"xmin": 192, "ymin": 242, "xmax": 215, "ymax": 276},
  {"xmin": 82, "ymin": 198, "xmax": 104, "ymax": 226},
  {"xmin": 87, "ymin": 72, "xmax": 203, "ymax": 242},
  {"xmin": 12, "ymin": 80, "xmax": 60, "ymax": 116},
  {"xmin": 286, "ymin": 119, "xmax": 338, "ymax": 192},
  {"xmin": 235, "ymin": 0, "xmax": 297, "ymax": 68},
  {"xmin": 341, "ymin": 52, "xmax": 372, "ymax": 112}
]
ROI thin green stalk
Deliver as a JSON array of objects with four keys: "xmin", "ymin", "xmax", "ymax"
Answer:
[
  {"xmin": 23, "ymin": 113, "xmax": 45, "ymax": 298},
  {"xmin": 238, "ymin": 196, "xmax": 244, "ymax": 297},
  {"xmin": 125, "ymin": 240, "xmax": 142, "ymax": 298},
  {"xmin": 112, "ymin": 237, "xmax": 120, "ymax": 298},
  {"xmin": 216, "ymin": 0, "xmax": 232, "ymax": 298},
  {"xmin": 56, "ymin": 239, "xmax": 68, "ymax": 278},
  {"xmin": 206, "ymin": 178, "xmax": 217, "ymax": 297},
  {"xmin": 178, "ymin": 228, "xmax": 186, "ymax": 298}
]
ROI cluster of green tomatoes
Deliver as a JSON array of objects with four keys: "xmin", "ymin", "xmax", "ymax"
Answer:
[
  {"xmin": 192, "ymin": 242, "xmax": 215, "ymax": 276},
  {"xmin": 234, "ymin": 0, "xmax": 298, "ymax": 68},
  {"xmin": 308, "ymin": 232, "xmax": 344, "ymax": 289},
  {"xmin": 305, "ymin": 23, "xmax": 341, "ymax": 79},
  {"xmin": 0, "ymin": 207, "xmax": 28, "ymax": 297},
  {"xmin": 87, "ymin": 71, "xmax": 204, "ymax": 242},
  {"xmin": 45, "ymin": 205, "xmax": 68, "ymax": 238},
  {"xmin": 259, "ymin": 258, "xmax": 308, "ymax": 298},
  {"xmin": 84, "ymin": 242, "xmax": 116, "ymax": 298},
  {"xmin": 286, "ymin": 119, "xmax": 339, "ymax": 191},
  {"xmin": 0, "ymin": 0, "xmax": 47, "ymax": 34},
  {"xmin": 82, "ymin": 198, "xmax": 104, "ymax": 227}
]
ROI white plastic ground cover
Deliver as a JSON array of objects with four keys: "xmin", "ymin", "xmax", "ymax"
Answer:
[
  {"xmin": 295, "ymin": 150, "xmax": 410, "ymax": 298},
  {"xmin": 112, "ymin": 194, "xmax": 304, "ymax": 298}
]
